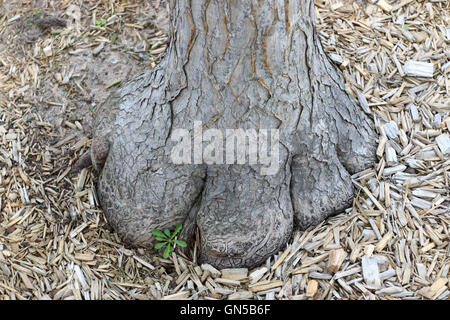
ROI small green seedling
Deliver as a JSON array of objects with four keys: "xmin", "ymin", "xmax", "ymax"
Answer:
[
  {"xmin": 152, "ymin": 224, "xmax": 187, "ymax": 258},
  {"xmin": 96, "ymin": 19, "xmax": 107, "ymax": 28}
]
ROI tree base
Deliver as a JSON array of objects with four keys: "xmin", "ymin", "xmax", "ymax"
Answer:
[{"xmin": 91, "ymin": 0, "xmax": 377, "ymax": 268}]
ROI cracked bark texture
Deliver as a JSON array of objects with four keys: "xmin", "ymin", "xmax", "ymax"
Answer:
[{"xmin": 92, "ymin": 0, "xmax": 377, "ymax": 268}]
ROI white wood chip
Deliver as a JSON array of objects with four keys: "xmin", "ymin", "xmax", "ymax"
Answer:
[
  {"xmin": 403, "ymin": 61, "xmax": 434, "ymax": 78},
  {"xmin": 248, "ymin": 267, "xmax": 268, "ymax": 284},
  {"xmin": 201, "ymin": 264, "xmax": 221, "ymax": 278},
  {"xmin": 435, "ymin": 134, "xmax": 450, "ymax": 154},
  {"xmin": 382, "ymin": 121, "xmax": 399, "ymax": 139},
  {"xmin": 361, "ymin": 256, "xmax": 381, "ymax": 289},
  {"xmin": 132, "ymin": 256, "xmax": 155, "ymax": 270}
]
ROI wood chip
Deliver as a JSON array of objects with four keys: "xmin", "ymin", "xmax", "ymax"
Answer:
[
  {"xmin": 361, "ymin": 256, "xmax": 381, "ymax": 289},
  {"xmin": 214, "ymin": 278, "xmax": 241, "ymax": 287},
  {"xmin": 132, "ymin": 256, "xmax": 155, "ymax": 270},
  {"xmin": 221, "ymin": 268, "xmax": 248, "ymax": 281},
  {"xmin": 228, "ymin": 291, "xmax": 253, "ymax": 300},
  {"xmin": 271, "ymin": 246, "xmax": 291, "ymax": 271},
  {"xmin": 299, "ymin": 253, "xmax": 329, "ymax": 268},
  {"xmin": 435, "ymin": 134, "xmax": 450, "ymax": 154},
  {"xmin": 327, "ymin": 249, "xmax": 347, "ymax": 273},
  {"xmin": 162, "ymin": 291, "xmax": 190, "ymax": 300},
  {"xmin": 377, "ymin": 0, "xmax": 392, "ymax": 12},
  {"xmin": 403, "ymin": 61, "xmax": 434, "ymax": 78},
  {"xmin": 201, "ymin": 264, "xmax": 221, "ymax": 278},
  {"xmin": 306, "ymin": 280, "xmax": 318, "ymax": 298},
  {"xmin": 248, "ymin": 267, "xmax": 268, "ymax": 284},
  {"xmin": 376, "ymin": 231, "xmax": 393, "ymax": 252},
  {"xmin": 249, "ymin": 281, "xmax": 283, "ymax": 292},
  {"xmin": 417, "ymin": 278, "xmax": 448, "ymax": 299}
]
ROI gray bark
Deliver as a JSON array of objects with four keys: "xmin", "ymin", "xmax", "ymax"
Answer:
[{"xmin": 91, "ymin": 0, "xmax": 376, "ymax": 268}]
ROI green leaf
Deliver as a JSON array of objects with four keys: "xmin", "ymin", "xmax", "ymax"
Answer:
[
  {"xmin": 172, "ymin": 224, "xmax": 183, "ymax": 237},
  {"xmin": 163, "ymin": 243, "xmax": 172, "ymax": 259},
  {"xmin": 152, "ymin": 229, "xmax": 167, "ymax": 239},
  {"xmin": 154, "ymin": 236, "xmax": 167, "ymax": 242},
  {"xmin": 164, "ymin": 229, "xmax": 171, "ymax": 237},
  {"xmin": 154, "ymin": 242, "xmax": 166, "ymax": 250},
  {"xmin": 174, "ymin": 240, "xmax": 187, "ymax": 248},
  {"xmin": 96, "ymin": 19, "xmax": 106, "ymax": 27}
]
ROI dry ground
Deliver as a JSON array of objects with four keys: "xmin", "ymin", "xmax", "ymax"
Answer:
[{"xmin": 0, "ymin": 0, "xmax": 448, "ymax": 300}]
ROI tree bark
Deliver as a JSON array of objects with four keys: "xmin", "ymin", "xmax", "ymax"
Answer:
[{"xmin": 91, "ymin": 0, "xmax": 377, "ymax": 268}]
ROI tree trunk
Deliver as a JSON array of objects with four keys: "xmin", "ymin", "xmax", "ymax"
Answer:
[{"xmin": 91, "ymin": 0, "xmax": 377, "ymax": 268}]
